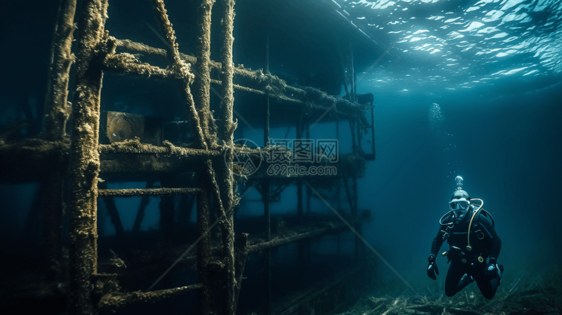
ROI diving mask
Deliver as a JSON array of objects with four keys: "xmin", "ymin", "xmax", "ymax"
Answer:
[{"xmin": 449, "ymin": 198, "xmax": 470, "ymax": 211}]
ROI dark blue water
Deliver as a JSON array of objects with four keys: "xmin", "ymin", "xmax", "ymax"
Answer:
[{"xmin": 359, "ymin": 84, "xmax": 562, "ymax": 287}]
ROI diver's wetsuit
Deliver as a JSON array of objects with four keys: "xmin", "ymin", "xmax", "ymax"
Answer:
[{"xmin": 431, "ymin": 206, "xmax": 502, "ymax": 299}]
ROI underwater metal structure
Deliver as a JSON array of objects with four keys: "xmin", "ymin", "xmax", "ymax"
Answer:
[{"xmin": 0, "ymin": 0, "xmax": 378, "ymax": 314}]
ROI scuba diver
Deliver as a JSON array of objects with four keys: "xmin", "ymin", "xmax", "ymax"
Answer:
[{"xmin": 427, "ymin": 176, "xmax": 504, "ymax": 299}]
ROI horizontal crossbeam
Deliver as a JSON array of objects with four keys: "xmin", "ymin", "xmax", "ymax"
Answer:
[
  {"xmin": 98, "ymin": 283, "xmax": 203, "ymax": 310},
  {"xmin": 98, "ymin": 187, "xmax": 201, "ymax": 197},
  {"xmin": 114, "ymin": 38, "xmax": 305, "ymax": 98},
  {"xmin": 246, "ymin": 223, "xmax": 348, "ymax": 254},
  {"xmin": 99, "ymin": 141, "xmax": 221, "ymax": 158},
  {"xmin": 112, "ymin": 38, "xmax": 365, "ymax": 119}
]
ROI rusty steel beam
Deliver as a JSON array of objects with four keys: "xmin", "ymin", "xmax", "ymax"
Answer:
[
  {"xmin": 246, "ymin": 223, "xmax": 348, "ymax": 254},
  {"xmin": 197, "ymin": 187, "xmax": 212, "ymax": 315},
  {"xmin": 112, "ymin": 40, "xmax": 365, "ymax": 119},
  {"xmin": 98, "ymin": 187, "xmax": 202, "ymax": 198},
  {"xmin": 114, "ymin": 38, "xmax": 305, "ymax": 96},
  {"xmin": 42, "ymin": 0, "xmax": 77, "ymax": 140},
  {"xmin": 98, "ymin": 283, "xmax": 203, "ymax": 310},
  {"xmin": 99, "ymin": 141, "xmax": 221, "ymax": 158},
  {"xmin": 217, "ymin": 1, "xmax": 238, "ymax": 314},
  {"xmin": 193, "ymin": 0, "xmax": 217, "ymax": 147},
  {"xmin": 150, "ymin": 0, "xmax": 207, "ymax": 150},
  {"xmin": 66, "ymin": 0, "xmax": 108, "ymax": 314}
]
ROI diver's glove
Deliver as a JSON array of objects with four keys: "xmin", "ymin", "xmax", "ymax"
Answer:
[
  {"xmin": 427, "ymin": 254, "xmax": 439, "ymax": 280},
  {"xmin": 484, "ymin": 257, "xmax": 499, "ymax": 279}
]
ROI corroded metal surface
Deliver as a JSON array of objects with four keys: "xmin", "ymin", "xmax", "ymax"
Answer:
[
  {"xmin": 0, "ymin": 0, "xmax": 374, "ymax": 314},
  {"xmin": 67, "ymin": 0, "xmax": 108, "ymax": 314}
]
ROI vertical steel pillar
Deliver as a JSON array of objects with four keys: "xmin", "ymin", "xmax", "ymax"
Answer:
[
  {"xmin": 263, "ymin": 180, "xmax": 272, "ymax": 314},
  {"xmin": 353, "ymin": 176, "xmax": 359, "ymax": 260},
  {"xmin": 67, "ymin": 1, "xmax": 108, "ymax": 314},
  {"xmin": 336, "ymin": 120, "xmax": 341, "ymax": 211},
  {"xmin": 305, "ymin": 121, "xmax": 311, "ymax": 215},
  {"xmin": 296, "ymin": 113, "xmax": 304, "ymax": 281},
  {"xmin": 265, "ymin": 95, "xmax": 270, "ymax": 145},
  {"xmin": 305, "ymin": 119, "xmax": 312, "ymax": 260},
  {"xmin": 336, "ymin": 121, "xmax": 341, "ymax": 256},
  {"xmin": 218, "ymin": 1, "xmax": 237, "ymax": 314},
  {"xmin": 264, "ymin": 29, "xmax": 270, "ymax": 147},
  {"xmin": 349, "ymin": 120, "xmax": 357, "ymax": 155},
  {"xmin": 233, "ymin": 233, "xmax": 249, "ymax": 312},
  {"xmin": 353, "ymin": 178, "xmax": 358, "ymax": 216},
  {"xmin": 264, "ymin": 32, "xmax": 272, "ymax": 314},
  {"xmin": 266, "ymin": 33, "xmax": 270, "ymax": 74},
  {"xmin": 41, "ymin": 0, "xmax": 77, "ymax": 279},
  {"xmin": 350, "ymin": 42, "xmax": 356, "ymax": 103},
  {"xmin": 197, "ymin": 188, "xmax": 212, "ymax": 315},
  {"xmin": 306, "ymin": 183, "xmax": 311, "ymax": 214},
  {"xmin": 43, "ymin": 0, "xmax": 77, "ymax": 140},
  {"xmin": 296, "ymin": 113, "xmax": 303, "ymax": 217},
  {"xmin": 357, "ymin": 119, "xmax": 363, "ymax": 153},
  {"xmin": 297, "ymin": 178, "xmax": 303, "ymax": 217},
  {"xmin": 193, "ymin": 0, "xmax": 216, "ymax": 146},
  {"xmin": 264, "ymin": 28, "xmax": 271, "ymax": 146},
  {"xmin": 192, "ymin": 3, "xmax": 215, "ymax": 312}
]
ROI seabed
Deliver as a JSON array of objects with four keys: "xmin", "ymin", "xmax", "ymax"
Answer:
[{"xmin": 341, "ymin": 267, "xmax": 562, "ymax": 315}]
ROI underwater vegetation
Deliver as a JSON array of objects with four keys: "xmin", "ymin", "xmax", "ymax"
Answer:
[{"xmin": 338, "ymin": 267, "xmax": 562, "ymax": 315}]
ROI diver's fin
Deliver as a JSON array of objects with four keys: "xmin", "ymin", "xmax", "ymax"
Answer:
[{"xmin": 456, "ymin": 273, "xmax": 474, "ymax": 291}]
